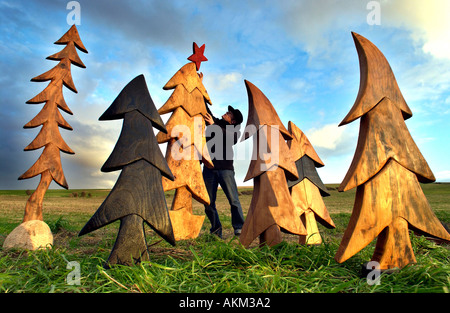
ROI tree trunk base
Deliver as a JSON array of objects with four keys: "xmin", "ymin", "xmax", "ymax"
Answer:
[
  {"xmin": 259, "ymin": 224, "xmax": 282, "ymax": 247},
  {"xmin": 169, "ymin": 208, "xmax": 205, "ymax": 240},
  {"xmin": 106, "ymin": 214, "xmax": 149, "ymax": 267},
  {"xmin": 299, "ymin": 210, "xmax": 322, "ymax": 245},
  {"xmin": 371, "ymin": 217, "xmax": 416, "ymax": 270},
  {"xmin": 23, "ymin": 171, "xmax": 53, "ymax": 222}
]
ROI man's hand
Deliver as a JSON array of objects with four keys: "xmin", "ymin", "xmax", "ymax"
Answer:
[{"xmin": 204, "ymin": 112, "xmax": 214, "ymax": 125}]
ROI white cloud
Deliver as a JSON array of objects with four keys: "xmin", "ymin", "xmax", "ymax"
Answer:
[
  {"xmin": 204, "ymin": 71, "xmax": 243, "ymax": 92},
  {"xmin": 382, "ymin": 0, "xmax": 450, "ymax": 60},
  {"xmin": 276, "ymin": 0, "xmax": 450, "ymax": 61},
  {"xmin": 436, "ymin": 170, "xmax": 450, "ymax": 182},
  {"xmin": 307, "ymin": 123, "xmax": 347, "ymax": 150}
]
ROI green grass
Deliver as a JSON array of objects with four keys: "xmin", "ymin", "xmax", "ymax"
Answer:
[{"xmin": 0, "ymin": 184, "xmax": 449, "ymax": 293}]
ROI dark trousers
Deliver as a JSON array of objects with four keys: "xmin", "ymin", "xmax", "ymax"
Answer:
[{"xmin": 203, "ymin": 167, "xmax": 245, "ymax": 238}]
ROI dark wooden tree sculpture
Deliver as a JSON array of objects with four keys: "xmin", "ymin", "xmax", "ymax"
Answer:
[
  {"xmin": 286, "ymin": 121, "xmax": 335, "ymax": 245},
  {"xmin": 19, "ymin": 24, "xmax": 87, "ymax": 223},
  {"xmin": 239, "ymin": 80, "xmax": 306, "ymax": 248},
  {"xmin": 335, "ymin": 32, "xmax": 450, "ymax": 270},
  {"xmin": 156, "ymin": 43, "xmax": 213, "ymax": 240},
  {"xmin": 79, "ymin": 75, "xmax": 176, "ymax": 267}
]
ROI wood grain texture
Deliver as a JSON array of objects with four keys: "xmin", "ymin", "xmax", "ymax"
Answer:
[
  {"xmin": 18, "ymin": 25, "xmax": 87, "ymax": 223},
  {"xmin": 244, "ymin": 125, "xmax": 298, "ymax": 182},
  {"xmin": 241, "ymin": 80, "xmax": 292, "ymax": 141},
  {"xmin": 239, "ymin": 167, "xmax": 306, "ymax": 248},
  {"xmin": 340, "ymin": 32, "xmax": 412, "ymax": 126},
  {"xmin": 47, "ymin": 40, "xmax": 86, "ymax": 68},
  {"xmin": 287, "ymin": 121, "xmax": 324, "ymax": 167},
  {"xmin": 156, "ymin": 61, "xmax": 215, "ymax": 240},
  {"xmin": 99, "ymin": 74, "xmax": 166, "ymax": 133},
  {"xmin": 169, "ymin": 207, "xmax": 205, "ymax": 241},
  {"xmin": 335, "ymin": 160, "xmax": 450, "ymax": 267},
  {"xmin": 168, "ymin": 186, "xmax": 205, "ymax": 240},
  {"xmin": 339, "ymin": 97, "xmax": 435, "ymax": 192},
  {"xmin": 163, "ymin": 62, "xmax": 212, "ymax": 105},
  {"xmin": 298, "ymin": 210, "xmax": 322, "ymax": 245},
  {"xmin": 31, "ymin": 58, "xmax": 77, "ymax": 93},
  {"xmin": 239, "ymin": 80, "xmax": 304, "ymax": 247},
  {"xmin": 79, "ymin": 75, "xmax": 176, "ymax": 264},
  {"xmin": 287, "ymin": 156, "xmax": 329, "ymax": 196},
  {"xmin": 286, "ymin": 121, "xmax": 334, "ymax": 244},
  {"xmin": 336, "ymin": 32, "xmax": 450, "ymax": 269},
  {"xmin": 19, "ymin": 142, "xmax": 68, "ymax": 188},
  {"xmin": 80, "ymin": 159, "xmax": 175, "ymax": 245},
  {"xmin": 106, "ymin": 214, "xmax": 149, "ymax": 267},
  {"xmin": 162, "ymin": 138, "xmax": 210, "ymax": 205},
  {"xmin": 156, "ymin": 106, "xmax": 213, "ymax": 168},
  {"xmin": 158, "ymin": 84, "xmax": 208, "ymax": 118},
  {"xmin": 54, "ymin": 24, "xmax": 88, "ymax": 53},
  {"xmin": 170, "ymin": 186, "xmax": 193, "ymax": 212},
  {"xmin": 21, "ymin": 171, "xmax": 52, "ymax": 222},
  {"xmin": 101, "ymin": 110, "xmax": 173, "ymax": 180},
  {"xmin": 27, "ymin": 80, "xmax": 73, "ymax": 114},
  {"xmin": 291, "ymin": 178, "xmax": 335, "ymax": 230}
]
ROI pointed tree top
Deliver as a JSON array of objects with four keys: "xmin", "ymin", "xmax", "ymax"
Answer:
[
  {"xmin": 163, "ymin": 62, "xmax": 212, "ymax": 104},
  {"xmin": 187, "ymin": 42, "xmax": 208, "ymax": 71},
  {"xmin": 100, "ymin": 75, "xmax": 167, "ymax": 133},
  {"xmin": 54, "ymin": 24, "xmax": 88, "ymax": 54},
  {"xmin": 287, "ymin": 121, "xmax": 324, "ymax": 167},
  {"xmin": 340, "ymin": 32, "xmax": 412, "ymax": 126},
  {"xmin": 241, "ymin": 80, "xmax": 292, "ymax": 141}
]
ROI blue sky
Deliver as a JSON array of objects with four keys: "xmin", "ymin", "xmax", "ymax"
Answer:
[{"xmin": 1, "ymin": 0, "xmax": 449, "ymax": 189}]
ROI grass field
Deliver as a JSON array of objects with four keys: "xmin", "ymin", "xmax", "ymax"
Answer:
[{"xmin": 0, "ymin": 183, "xmax": 449, "ymax": 294}]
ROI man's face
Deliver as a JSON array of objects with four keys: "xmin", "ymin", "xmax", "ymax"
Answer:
[{"xmin": 222, "ymin": 111, "xmax": 235, "ymax": 124}]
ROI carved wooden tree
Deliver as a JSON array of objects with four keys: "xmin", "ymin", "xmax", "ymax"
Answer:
[
  {"xmin": 18, "ymin": 24, "xmax": 87, "ymax": 223},
  {"xmin": 286, "ymin": 121, "xmax": 335, "ymax": 245},
  {"xmin": 79, "ymin": 75, "xmax": 175, "ymax": 267},
  {"xmin": 156, "ymin": 43, "xmax": 213, "ymax": 240},
  {"xmin": 335, "ymin": 32, "xmax": 450, "ymax": 270},
  {"xmin": 239, "ymin": 80, "xmax": 306, "ymax": 248}
]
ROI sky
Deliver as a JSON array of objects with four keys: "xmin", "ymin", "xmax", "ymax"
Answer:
[{"xmin": 1, "ymin": 0, "xmax": 449, "ymax": 190}]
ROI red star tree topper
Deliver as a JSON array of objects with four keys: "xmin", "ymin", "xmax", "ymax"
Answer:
[{"xmin": 187, "ymin": 42, "xmax": 208, "ymax": 70}]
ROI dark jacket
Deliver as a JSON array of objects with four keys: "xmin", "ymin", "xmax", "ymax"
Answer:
[{"xmin": 205, "ymin": 107, "xmax": 240, "ymax": 171}]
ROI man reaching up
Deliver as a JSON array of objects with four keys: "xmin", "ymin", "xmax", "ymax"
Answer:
[{"xmin": 203, "ymin": 105, "xmax": 245, "ymax": 238}]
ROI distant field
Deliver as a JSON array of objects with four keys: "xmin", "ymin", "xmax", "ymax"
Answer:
[{"xmin": 0, "ymin": 183, "xmax": 449, "ymax": 293}]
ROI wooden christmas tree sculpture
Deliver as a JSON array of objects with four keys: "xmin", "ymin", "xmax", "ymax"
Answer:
[
  {"xmin": 79, "ymin": 75, "xmax": 175, "ymax": 267},
  {"xmin": 156, "ymin": 43, "xmax": 213, "ymax": 240},
  {"xmin": 239, "ymin": 80, "xmax": 306, "ymax": 248},
  {"xmin": 3, "ymin": 25, "xmax": 87, "ymax": 250},
  {"xmin": 286, "ymin": 121, "xmax": 335, "ymax": 245},
  {"xmin": 335, "ymin": 32, "xmax": 450, "ymax": 270}
]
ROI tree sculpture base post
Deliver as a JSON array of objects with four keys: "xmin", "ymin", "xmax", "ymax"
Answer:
[
  {"xmin": 4, "ymin": 172, "xmax": 54, "ymax": 250},
  {"xmin": 23, "ymin": 170, "xmax": 53, "ymax": 222},
  {"xmin": 259, "ymin": 224, "xmax": 282, "ymax": 247},
  {"xmin": 299, "ymin": 210, "xmax": 322, "ymax": 245},
  {"xmin": 106, "ymin": 214, "xmax": 149, "ymax": 267},
  {"xmin": 169, "ymin": 187, "xmax": 205, "ymax": 241},
  {"xmin": 372, "ymin": 217, "xmax": 416, "ymax": 270}
]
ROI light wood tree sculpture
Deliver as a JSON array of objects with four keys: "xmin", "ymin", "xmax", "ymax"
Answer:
[
  {"xmin": 19, "ymin": 25, "xmax": 87, "ymax": 222},
  {"xmin": 239, "ymin": 80, "xmax": 306, "ymax": 248},
  {"xmin": 286, "ymin": 121, "xmax": 335, "ymax": 245},
  {"xmin": 79, "ymin": 75, "xmax": 175, "ymax": 267},
  {"xmin": 335, "ymin": 32, "xmax": 450, "ymax": 270},
  {"xmin": 156, "ymin": 43, "xmax": 213, "ymax": 240}
]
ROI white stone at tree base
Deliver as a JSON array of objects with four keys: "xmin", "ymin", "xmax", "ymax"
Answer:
[{"xmin": 3, "ymin": 220, "xmax": 53, "ymax": 250}]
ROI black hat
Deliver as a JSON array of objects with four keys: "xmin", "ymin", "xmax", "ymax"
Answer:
[{"xmin": 228, "ymin": 105, "xmax": 243, "ymax": 125}]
